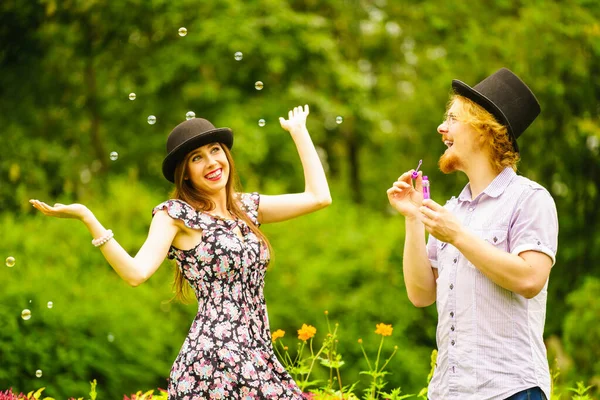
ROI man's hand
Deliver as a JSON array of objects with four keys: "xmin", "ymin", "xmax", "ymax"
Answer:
[{"xmin": 420, "ymin": 199, "xmax": 463, "ymax": 244}]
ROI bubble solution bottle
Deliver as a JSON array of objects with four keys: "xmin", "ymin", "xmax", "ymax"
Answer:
[{"xmin": 422, "ymin": 176, "xmax": 430, "ymax": 200}]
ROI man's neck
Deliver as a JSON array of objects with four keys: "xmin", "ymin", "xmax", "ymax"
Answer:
[{"xmin": 464, "ymin": 159, "xmax": 498, "ymax": 200}]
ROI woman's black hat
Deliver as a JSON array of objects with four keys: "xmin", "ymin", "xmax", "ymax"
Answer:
[{"xmin": 162, "ymin": 118, "xmax": 233, "ymax": 183}]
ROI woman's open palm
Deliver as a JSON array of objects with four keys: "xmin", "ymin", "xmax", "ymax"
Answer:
[{"xmin": 29, "ymin": 199, "xmax": 90, "ymax": 220}]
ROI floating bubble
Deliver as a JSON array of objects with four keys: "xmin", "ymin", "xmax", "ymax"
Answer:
[
  {"xmin": 21, "ymin": 309, "xmax": 31, "ymax": 320},
  {"xmin": 147, "ymin": 115, "xmax": 156, "ymax": 125},
  {"xmin": 258, "ymin": 119, "xmax": 266, "ymax": 127},
  {"xmin": 254, "ymin": 81, "xmax": 264, "ymax": 90},
  {"xmin": 336, "ymin": 116, "xmax": 343, "ymax": 124},
  {"xmin": 234, "ymin": 52, "xmax": 243, "ymax": 61},
  {"xmin": 47, "ymin": 301, "xmax": 53, "ymax": 309},
  {"xmin": 587, "ymin": 135, "xmax": 599, "ymax": 153},
  {"xmin": 109, "ymin": 151, "xmax": 118, "ymax": 161},
  {"xmin": 80, "ymin": 168, "xmax": 91, "ymax": 184},
  {"xmin": 186, "ymin": 111, "xmax": 196, "ymax": 120},
  {"xmin": 35, "ymin": 370, "xmax": 42, "ymax": 378},
  {"xmin": 5, "ymin": 256, "xmax": 15, "ymax": 267},
  {"xmin": 178, "ymin": 27, "xmax": 187, "ymax": 37},
  {"xmin": 108, "ymin": 333, "xmax": 115, "ymax": 342},
  {"xmin": 128, "ymin": 93, "xmax": 136, "ymax": 101}
]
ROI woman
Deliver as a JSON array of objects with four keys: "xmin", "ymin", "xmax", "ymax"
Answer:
[{"xmin": 30, "ymin": 105, "xmax": 331, "ymax": 399}]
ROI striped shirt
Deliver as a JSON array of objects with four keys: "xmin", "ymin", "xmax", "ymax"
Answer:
[{"xmin": 426, "ymin": 167, "xmax": 558, "ymax": 400}]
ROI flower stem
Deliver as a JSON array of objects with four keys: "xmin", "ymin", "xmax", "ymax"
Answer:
[{"xmin": 378, "ymin": 345, "xmax": 398, "ymax": 372}]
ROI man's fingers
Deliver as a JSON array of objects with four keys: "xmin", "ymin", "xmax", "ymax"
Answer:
[
  {"xmin": 420, "ymin": 206, "xmax": 436, "ymax": 219},
  {"xmin": 414, "ymin": 172, "xmax": 423, "ymax": 191},
  {"xmin": 423, "ymin": 199, "xmax": 442, "ymax": 210},
  {"xmin": 393, "ymin": 181, "xmax": 410, "ymax": 189}
]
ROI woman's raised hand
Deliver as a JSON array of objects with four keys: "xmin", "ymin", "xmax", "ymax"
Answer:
[
  {"xmin": 29, "ymin": 199, "xmax": 91, "ymax": 221},
  {"xmin": 279, "ymin": 104, "xmax": 309, "ymax": 133},
  {"xmin": 386, "ymin": 170, "xmax": 424, "ymax": 219}
]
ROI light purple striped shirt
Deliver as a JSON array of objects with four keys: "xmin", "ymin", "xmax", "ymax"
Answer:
[{"xmin": 426, "ymin": 167, "xmax": 558, "ymax": 400}]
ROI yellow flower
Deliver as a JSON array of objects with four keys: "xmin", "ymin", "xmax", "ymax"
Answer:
[
  {"xmin": 358, "ymin": 338, "xmax": 363, "ymax": 344},
  {"xmin": 271, "ymin": 329, "xmax": 285, "ymax": 342},
  {"xmin": 297, "ymin": 324, "xmax": 317, "ymax": 341},
  {"xmin": 375, "ymin": 323, "xmax": 393, "ymax": 337}
]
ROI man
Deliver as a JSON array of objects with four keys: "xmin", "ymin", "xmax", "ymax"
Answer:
[{"xmin": 387, "ymin": 68, "xmax": 558, "ymax": 400}]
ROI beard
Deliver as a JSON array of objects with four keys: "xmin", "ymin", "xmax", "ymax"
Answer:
[{"xmin": 438, "ymin": 149, "xmax": 461, "ymax": 174}]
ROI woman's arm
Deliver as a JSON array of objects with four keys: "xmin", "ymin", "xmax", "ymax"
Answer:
[
  {"xmin": 29, "ymin": 200, "xmax": 178, "ymax": 286},
  {"xmin": 258, "ymin": 105, "xmax": 332, "ymax": 224}
]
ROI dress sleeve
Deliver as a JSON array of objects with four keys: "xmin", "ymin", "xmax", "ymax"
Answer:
[
  {"xmin": 152, "ymin": 199, "xmax": 209, "ymax": 230},
  {"xmin": 238, "ymin": 192, "xmax": 261, "ymax": 227},
  {"xmin": 508, "ymin": 188, "xmax": 559, "ymax": 265}
]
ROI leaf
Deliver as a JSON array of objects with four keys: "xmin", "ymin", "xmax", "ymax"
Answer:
[{"xmin": 32, "ymin": 388, "xmax": 45, "ymax": 399}]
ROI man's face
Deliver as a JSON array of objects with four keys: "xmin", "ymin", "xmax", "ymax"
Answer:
[{"xmin": 437, "ymin": 100, "xmax": 481, "ymax": 174}]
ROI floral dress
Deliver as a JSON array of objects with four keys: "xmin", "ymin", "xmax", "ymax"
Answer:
[{"xmin": 153, "ymin": 193, "xmax": 303, "ymax": 400}]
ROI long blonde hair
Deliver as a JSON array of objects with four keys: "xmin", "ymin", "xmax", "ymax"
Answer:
[
  {"xmin": 169, "ymin": 144, "xmax": 272, "ymax": 303},
  {"xmin": 451, "ymin": 95, "xmax": 520, "ymax": 173}
]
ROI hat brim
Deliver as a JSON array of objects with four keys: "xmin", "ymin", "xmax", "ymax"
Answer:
[
  {"xmin": 451, "ymin": 80, "xmax": 519, "ymax": 152},
  {"xmin": 162, "ymin": 127, "xmax": 233, "ymax": 183}
]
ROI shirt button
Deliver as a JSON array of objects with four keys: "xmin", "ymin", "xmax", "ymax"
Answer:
[
  {"xmin": 451, "ymin": 325, "xmax": 455, "ymax": 331},
  {"xmin": 450, "ymin": 311, "xmax": 454, "ymax": 318},
  {"xmin": 468, "ymin": 207, "xmax": 474, "ymax": 212},
  {"xmin": 453, "ymin": 258, "xmax": 457, "ymax": 263},
  {"xmin": 451, "ymin": 340, "xmax": 456, "ymax": 346},
  {"xmin": 537, "ymin": 241, "xmax": 541, "ymax": 245},
  {"xmin": 450, "ymin": 284, "xmax": 454, "ymax": 290}
]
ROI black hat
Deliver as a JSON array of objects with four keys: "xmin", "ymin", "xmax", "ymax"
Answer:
[
  {"xmin": 452, "ymin": 68, "xmax": 540, "ymax": 152},
  {"xmin": 162, "ymin": 118, "xmax": 233, "ymax": 183}
]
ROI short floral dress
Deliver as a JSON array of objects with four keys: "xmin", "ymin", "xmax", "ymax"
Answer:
[{"xmin": 153, "ymin": 193, "xmax": 303, "ymax": 400}]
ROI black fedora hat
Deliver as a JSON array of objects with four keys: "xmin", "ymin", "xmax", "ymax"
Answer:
[
  {"xmin": 452, "ymin": 68, "xmax": 541, "ymax": 152},
  {"xmin": 162, "ymin": 118, "xmax": 233, "ymax": 183}
]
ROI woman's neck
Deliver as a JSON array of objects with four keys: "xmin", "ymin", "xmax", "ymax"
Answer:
[{"xmin": 207, "ymin": 190, "xmax": 230, "ymax": 217}]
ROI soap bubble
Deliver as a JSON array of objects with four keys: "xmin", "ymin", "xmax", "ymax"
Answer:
[
  {"xmin": 36, "ymin": 370, "xmax": 42, "ymax": 378},
  {"xmin": 47, "ymin": 301, "xmax": 53, "ymax": 309},
  {"xmin": 234, "ymin": 52, "xmax": 243, "ymax": 61},
  {"xmin": 21, "ymin": 309, "xmax": 31, "ymax": 320},
  {"xmin": 178, "ymin": 27, "xmax": 187, "ymax": 37},
  {"xmin": 6, "ymin": 256, "xmax": 15, "ymax": 267},
  {"xmin": 336, "ymin": 116, "xmax": 343, "ymax": 124},
  {"xmin": 186, "ymin": 111, "xmax": 196, "ymax": 120},
  {"xmin": 128, "ymin": 93, "xmax": 136, "ymax": 101},
  {"xmin": 258, "ymin": 119, "xmax": 266, "ymax": 127},
  {"xmin": 108, "ymin": 333, "xmax": 115, "ymax": 342},
  {"xmin": 587, "ymin": 136, "xmax": 599, "ymax": 153},
  {"xmin": 254, "ymin": 81, "xmax": 264, "ymax": 90},
  {"xmin": 147, "ymin": 115, "xmax": 156, "ymax": 125},
  {"xmin": 109, "ymin": 151, "xmax": 118, "ymax": 161}
]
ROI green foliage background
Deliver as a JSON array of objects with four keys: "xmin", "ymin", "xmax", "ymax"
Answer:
[{"xmin": 1, "ymin": 0, "xmax": 599, "ymax": 398}]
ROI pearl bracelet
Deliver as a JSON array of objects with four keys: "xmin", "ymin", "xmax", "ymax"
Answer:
[{"xmin": 92, "ymin": 229, "xmax": 114, "ymax": 248}]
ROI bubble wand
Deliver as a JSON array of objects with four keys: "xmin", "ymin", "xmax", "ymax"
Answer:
[
  {"xmin": 411, "ymin": 159, "xmax": 423, "ymax": 179},
  {"xmin": 410, "ymin": 159, "xmax": 430, "ymax": 199}
]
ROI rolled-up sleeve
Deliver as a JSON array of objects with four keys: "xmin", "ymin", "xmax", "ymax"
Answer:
[
  {"xmin": 427, "ymin": 234, "xmax": 439, "ymax": 269},
  {"xmin": 509, "ymin": 188, "xmax": 559, "ymax": 265}
]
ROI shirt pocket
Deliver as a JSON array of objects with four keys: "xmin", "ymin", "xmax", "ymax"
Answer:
[{"xmin": 481, "ymin": 229, "xmax": 509, "ymax": 252}]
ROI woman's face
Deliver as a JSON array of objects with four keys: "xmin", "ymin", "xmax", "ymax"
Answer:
[{"xmin": 185, "ymin": 142, "xmax": 230, "ymax": 195}]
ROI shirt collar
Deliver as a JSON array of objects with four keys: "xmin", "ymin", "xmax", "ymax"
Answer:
[{"xmin": 458, "ymin": 167, "xmax": 516, "ymax": 202}]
